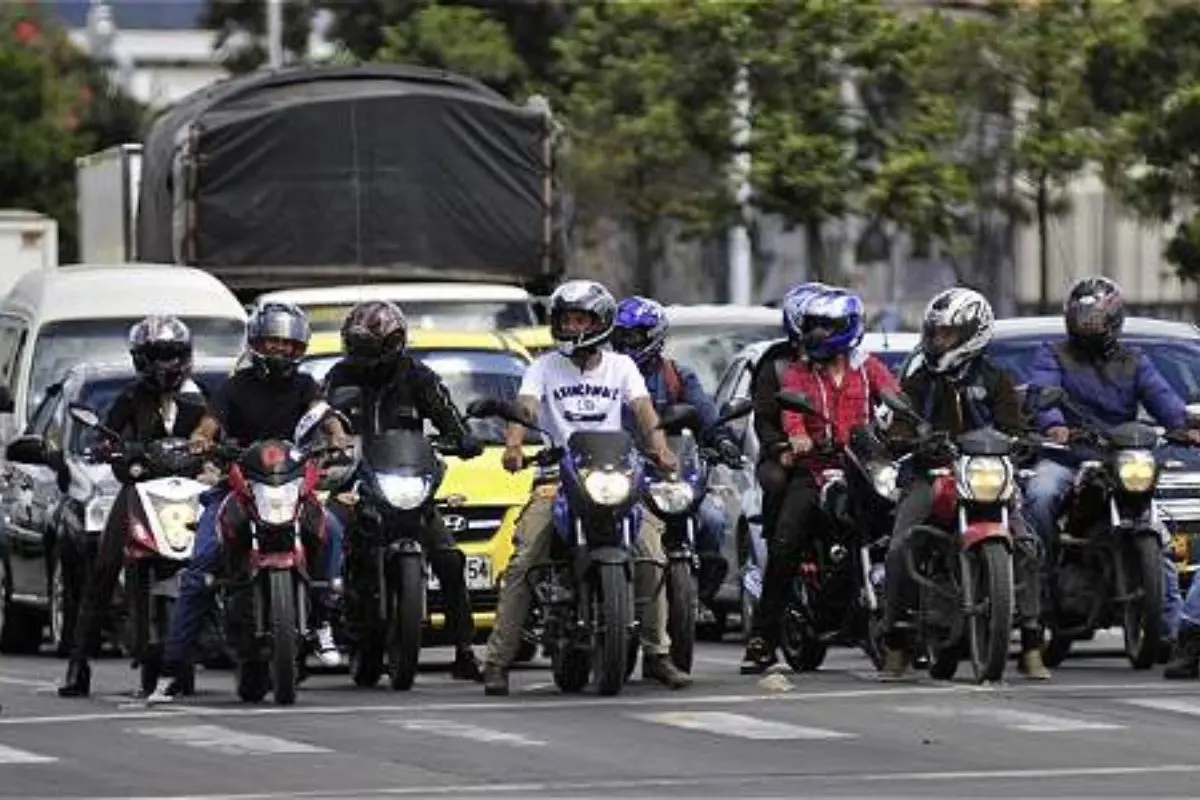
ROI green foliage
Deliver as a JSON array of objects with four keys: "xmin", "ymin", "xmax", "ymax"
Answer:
[{"xmin": 202, "ymin": 0, "xmax": 315, "ymax": 73}]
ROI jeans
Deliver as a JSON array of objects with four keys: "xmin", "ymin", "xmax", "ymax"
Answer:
[
  {"xmin": 163, "ymin": 487, "xmax": 344, "ymax": 668},
  {"xmin": 1023, "ymin": 458, "xmax": 1182, "ymax": 639},
  {"xmin": 695, "ymin": 495, "xmax": 726, "ymax": 554}
]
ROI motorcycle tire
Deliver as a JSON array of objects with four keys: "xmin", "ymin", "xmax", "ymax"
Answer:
[
  {"xmin": 965, "ymin": 540, "xmax": 1014, "ymax": 683},
  {"xmin": 1123, "ymin": 533, "xmax": 1164, "ymax": 670},
  {"xmin": 552, "ymin": 645, "xmax": 590, "ymax": 693},
  {"xmin": 386, "ymin": 555, "xmax": 424, "ymax": 691},
  {"xmin": 780, "ymin": 607, "xmax": 827, "ymax": 672},
  {"xmin": 666, "ymin": 560, "xmax": 697, "ymax": 673},
  {"xmin": 236, "ymin": 659, "xmax": 269, "ymax": 703},
  {"xmin": 268, "ymin": 571, "xmax": 299, "ymax": 705},
  {"xmin": 350, "ymin": 634, "xmax": 384, "ymax": 687},
  {"xmin": 593, "ymin": 562, "xmax": 633, "ymax": 696}
]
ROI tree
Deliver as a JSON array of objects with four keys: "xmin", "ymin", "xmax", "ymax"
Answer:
[{"xmin": 202, "ymin": 0, "xmax": 316, "ymax": 72}]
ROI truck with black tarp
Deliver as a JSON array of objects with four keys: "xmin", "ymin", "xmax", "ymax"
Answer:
[{"xmin": 82, "ymin": 64, "xmax": 563, "ymax": 299}]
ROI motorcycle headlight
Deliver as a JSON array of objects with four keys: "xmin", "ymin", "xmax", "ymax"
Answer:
[
  {"xmin": 251, "ymin": 480, "xmax": 302, "ymax": 525},
  {"xmin": 582, "ymin": 469, "xmax": 633, "ymax": 506},
  {"xmin": 377, "ymin": 474, "xmax": 431, "ymax": 510},
  {"xmin": 1117, "ymin": 450, "xmax": 1157, "ymax": 493},
  {"xmin": 959, "ymin": 456, "xmax": 1012, "ymax": 502},
  {"xmin": 870, "ymin": 463, "xmax": 899, "ymax": 501},
  {"xmin": 84, "ymin": 494, "xmax": 117, "ymax": 533},
  {"xmin": 647, "ymin": 481, "xmax": 695, "ymax": 514}
]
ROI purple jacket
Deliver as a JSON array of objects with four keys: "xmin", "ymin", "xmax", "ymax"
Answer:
[{"xmin": 1029, "ymin": 341, "xmax": 1186, "ymax": 431}]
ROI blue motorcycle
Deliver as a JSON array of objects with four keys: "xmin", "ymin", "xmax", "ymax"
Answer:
[
  {"xmin": 468, "ymin": 398, "xmax": 686, "ymax": 696},
  {"xmin": 641, "ymin": 398, "xmax": 752, "ymax": 673}
]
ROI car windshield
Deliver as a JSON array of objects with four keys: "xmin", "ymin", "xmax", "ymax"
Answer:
[
  {"xmin": 665, "ymin": 325, "xmax": 781, "ymax": 394},
  {"xmin": 30, "ymin": 318, "xmax": 245, "ymax": 419},
  {"xmin": 300, "ymin": 349, "xmax": 539, "ymax": 444},
  {"xmin": 303, "ymin": 301, "xmax": 537, "ymax": 335},
  {"xmin": 989, "ymin": 335, "xmax": 1200, "ymax": 410},
  {"xmin": 69, "ymin": 369, "xmax": 232, "ymax": 454}
]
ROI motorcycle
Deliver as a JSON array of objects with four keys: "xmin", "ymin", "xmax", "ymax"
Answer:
[
  {"xmin": 467, "ymin": 398, "xmax": 676, "ymax": 696},
  {"xmin": 329, "ymin": 388, "xmax": 479, "ymax": 691},
  {"xmin": 752, "ymin": 391, "xmax": 896, "ymax": 672},
  {"xmin": 1030, "ymin": 386, "xmax": 1187, "ymax": 669},
  {"xmin": 206, "ymin": 403, "xmax": 348, "ymax": 705},
  {"xmin": 66, "ymin": 402, "xmax": 207, "ymax": 696},
  {"xmin": 639, "ymin": 398, "xmax": 753, "ymax": 673},
  {"xmin": 883, "ymin": 393, "xmax": 1021, "ymax": 683}
]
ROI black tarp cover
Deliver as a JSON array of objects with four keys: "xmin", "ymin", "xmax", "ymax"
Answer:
[{"xmin": 137, "ymin": 64, "xmax": 556, "ymax": 290}]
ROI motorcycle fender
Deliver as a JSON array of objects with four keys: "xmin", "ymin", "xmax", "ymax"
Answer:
[
  {"xmin": 253, "ymin": 551, "xmax": 298, "ymax": 570},
  {"xmin": 961, "ymin": 521, "xmax": 1012, "ymax": 552},
  {"xmin": 586, "ymin": 546, "xmax": 630, "ymax": 567}
]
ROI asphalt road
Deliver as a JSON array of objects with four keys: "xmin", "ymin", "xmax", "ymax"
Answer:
[{"xmin": 1, "ymin": 633, "xmax": 1199, "ymax": 799}]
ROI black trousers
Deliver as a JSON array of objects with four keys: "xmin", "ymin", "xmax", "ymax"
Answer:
[
  {"xmin": 751, "ymin": 463, "xmax": 822, "ymax": 645},
  {"xmin": 69, "ymin": 487, "xmax": 133, "ymax": 661}
]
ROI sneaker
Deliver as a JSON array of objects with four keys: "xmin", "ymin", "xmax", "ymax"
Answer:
[
  {"xmin": 146, "ymin": 678, "xmax": 178, "ymax": 704},
  {"xmin": 739, "ymin": 636, "xmax": 777, "ymax": 675},
  {"xmin": 879, "ymin": 646, "xmax": 908, "ymax": 682},
  {"xmin": 643, "ymin": 654, "xmax": 692, "ymax": 689},
  {"xmin": 315, "ymin": 623, "xmax": 342, "ymax": 668},
  {"xmin": 1018, "ymin": 648, "xmax": 1051, "ymax": 680},
  {"xmin": 451, "ymin": 648, "xmax": 483, "ymax": 682},
  {"xmin": 483, "ymin": 662, "xmax": 510, "ymax": 696}
]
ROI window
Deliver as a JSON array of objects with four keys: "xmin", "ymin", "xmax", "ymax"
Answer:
[
  {"xmin": 714, "ymin": 357, "xmax": 746, "ymax": 410},
  {"xmin": 26, "ymin": 382, "xmax": 63, "ymax": 437},
  {"xmin": 303, "ymin": 301, "xmax": 537, "ymax": 335},
  {"xmin": 726, "ymin": 364, "xmax": 755, "ymax": 443}
]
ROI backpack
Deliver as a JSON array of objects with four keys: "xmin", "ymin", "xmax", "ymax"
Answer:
[{"xmin": 662, "ymin": 358, "xmax": 684, "ymax": 405}]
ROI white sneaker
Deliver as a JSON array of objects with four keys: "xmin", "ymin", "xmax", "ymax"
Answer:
[
  {"xmin": 146, "ymin": 678, "xmax": 176, "ymax": 704},
  {"xmin": 315, "ymin": 623, "xmax": 342, "ymax": 668}
]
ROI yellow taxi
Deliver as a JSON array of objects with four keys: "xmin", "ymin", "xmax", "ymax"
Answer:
[
  {"xmin": 300, "ymin": 330, "xmax": 540, "ymax": 641},
  {"xmin": 505, "ymin": 325, "xmax": 555, "ymax": 358}
]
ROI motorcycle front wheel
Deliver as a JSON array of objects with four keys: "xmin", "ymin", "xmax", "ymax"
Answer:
[
  {"xmin": 1123, "ymin": 532, "xmax": 1164, "ymax": 670},
  {"xmin": 268, "ymin": 570, "xmax": 300, "ymax": 705},
  {"xmin": 593, "ymin": 562, "xmax": 633, "ymax": 696},
  {"xmin": 386, "ymin": 554, "xmax": 424, "ymax": 691},
  {"xmin": 666, "ymin": 559, "xmax": 697, "ymax": 673},
  {"xmin": 964, "ymin": 540, "xmax": 1014, "ymax": 683}
]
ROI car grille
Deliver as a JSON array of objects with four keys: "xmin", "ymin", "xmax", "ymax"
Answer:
[
  {"xmin": 1158, "ymin": 471, "xmax": 1200, "ymax": 492},
  {"xmin": 437, "ymin": 504, "xmax": 508, "ymax": 543},
  {"xmin": 427, "ymin": 589, "xmax": 499, "ymax": 610}
]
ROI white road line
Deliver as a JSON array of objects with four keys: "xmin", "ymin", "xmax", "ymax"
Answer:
[
  {"xmin": 0, "ymin": 743, "xmax": 57, "ymax": 765},
  {"xmin": 128, "ymin": 724, "xmax": 331, "ymax": 756},
  {"xmin": 85, "ymin": 763, "xmax": 1200, "ymax": 800},
  {"xmin": 1122, "ymin": 697, "xmax": 1200, "ymax": 717},
  {"xmin": 0, "ymin": 674, "xmax": 58, "ymax": 690},
  {"xmin": 387, "ymin": 718, "xmax": 546, "ymax": 747},
  {"xmin": 891, "ymin": 704, "xmax": 1124, "ymax": 732},
  {"xmin": 632, "ymin": 710, "xmax": 854, "ymax": 740}
]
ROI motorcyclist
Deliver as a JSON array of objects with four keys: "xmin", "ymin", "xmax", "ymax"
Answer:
[
  {"xmin": 148, "ymin": 302, "xmax": 349, "ymax": 701},
  {"xmin": 611, "ymin": 296, "xmax": 742, "ymax": 603},
  {"xmin": 1024, "ymin": 276, "xmax": 1197, "ymax": 662},
  {"xmin": 322, "ymin": 299, "xmax": 485, "ymax": 681},
  {"xmin": 881, "ymin": 287, "xmax": 1049, "ymax": 680},
  {"xmin": 741, "ymin": 285, "xmax": 899, "ymax": 674},
  {"xmin": 58, "ymin": 316, "xmax": 210, "ymax": 698},
  {"xmin": 480, "ymin": 279, "xmax": 685, "ymax": 696}
]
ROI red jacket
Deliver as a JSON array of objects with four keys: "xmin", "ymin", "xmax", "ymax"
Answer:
[{"xmin": 780, "ymin": 354, "xmax": 899, "ymax": 453}]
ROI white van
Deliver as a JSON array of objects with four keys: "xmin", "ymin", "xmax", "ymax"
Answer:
[
  {"xmin": 0, "ymin": 264, "xmax": 246, "ymax": 442},
  {"xmin": 253, "ymin": 282, "xmax": 538, "ymax": 335}
]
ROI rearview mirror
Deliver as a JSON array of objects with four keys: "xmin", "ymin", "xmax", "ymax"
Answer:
[
  {"xmin": 718, "ymin": 397, "xmax": 754, "ymax": 423},
  {"xmin": 68, "ymin": 403, "xmax": 101, "ymax": 430},
  {"xmin": 776, "ymin": 391, "xmax": 816, "ymax": 415},
  {"xmin": 467, "ymin": 398, "xmax": 512, "ymax": 420},
  {"xmin": 5, "ymin": 435, "xmax": 47, "ymax": 465}
]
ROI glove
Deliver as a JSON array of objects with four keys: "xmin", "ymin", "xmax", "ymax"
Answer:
[
  {"xmin": 457, "ymin": 435, "xmax": 483, "ymax": 460},
  {"xmin": 715, "ymin": 437, "xmax": 742, "ymax": 467}
]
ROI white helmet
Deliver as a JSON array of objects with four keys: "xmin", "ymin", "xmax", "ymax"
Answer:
[{"xmin": 920, "ymin": 288, "xmax": 994, "ymax": 374}]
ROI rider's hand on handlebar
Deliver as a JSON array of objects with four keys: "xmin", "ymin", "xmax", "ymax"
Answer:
[
  {"xmin": 1186, "ymin": 429, "xmax": 1200, "ymax": 445},
  {"xmin": 188, "ymin": 438, "xmax": 213, "ymax": 456},
  {"xmin": 502, "ymin": 443, "xmax": 525, "ymax": 473},
  {"xmin": 1045, "ymin": 426, "xmax": 1070, "ymax": 445},
  {"xmin": 716, "ymin": 438, "xmax": 742, "ymax": 466},
  {"xmin": 789, "ymin": 433, "xmax": 814, "ymax": 456}
]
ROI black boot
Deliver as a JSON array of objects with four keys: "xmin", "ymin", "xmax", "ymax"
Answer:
[
  {"xmin": 57, "ymin": 659, "xmax": 91, "ymax": 698},
  {"xmin": 739, "ymin": 636, "xmax": 778, "ymax": 675},
  {"xmin": 451, "ymin": 647, "xmax": 483, "ymax": 682},
  {"xmin": 1164, "ymin": 625, "xmax": 1200, "ymax": 680}
]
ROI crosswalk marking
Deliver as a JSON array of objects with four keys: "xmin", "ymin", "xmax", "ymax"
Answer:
[
  {"xmin": 1121, "ymin": 697, "xmax": 1200, "ymax": 718},
  {"xmin": 387, "ymin": 718, "xmax": 546, "ymax": 747},
  {"xmin": 632, "ymin": 711, "xmax": 855, "ymax": 740},
  {"xmin": 0, "ymin": 743, "xmax": 56, "ymax": 764},
  {"xmin": 128, "ymin": 724, "xmax": 331, "ymax": 756},
  {"xmin": 890, "ymin": 704, "xmax": 1124, "ymax": 732}
]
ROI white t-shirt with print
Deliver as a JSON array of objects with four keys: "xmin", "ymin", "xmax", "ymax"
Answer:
[{"xmin": 518, "ymin": 350, "xmax": 650, "ymax": 447}]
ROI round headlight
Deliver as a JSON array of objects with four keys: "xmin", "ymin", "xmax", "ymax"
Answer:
[
  {"xmin": 582, "ymin": 470, "xmax": 633, "ymax": 506},
  {"xmin": 648, "ymin": 481, "xmax": 695, "ymax": 514},
  {"xmin": 377, "ymin": 474, "xmax": 430, "ymax": 510},
  {"xmin": 1116, "ymin": 450, "xmax": 1157, "ymax": 494},
  {"xmin": 960, "ymin": 456, "xmax": 1011, "ymax": 502},
  {"xmin": 870, "ymin": 463, "xmax": 899, "ymax": 501}
]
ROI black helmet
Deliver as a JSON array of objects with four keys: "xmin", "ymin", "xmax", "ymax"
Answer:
[
  {"xmin": 247, "ymin": 301, "xmax": 310, "ymax": 380},
  {"xmin": 129, "ymin": 315, "xmax": 193, "ymax": 392},
  {"xmin": 547, "ymin": 280, "xmax": 616, "ymax": 356},
  {"xmin": 341, "ymin": 300, "xmax": 408, "ymax": 368},
  {"xmin": 1065, "ymin": 276, "xmax": 1124, "ymax": 357}
]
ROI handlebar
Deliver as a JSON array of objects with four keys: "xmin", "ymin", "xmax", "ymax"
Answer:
[{"xmin": 521, "ymin": 446, "xmax": 564, "ymax": 470}]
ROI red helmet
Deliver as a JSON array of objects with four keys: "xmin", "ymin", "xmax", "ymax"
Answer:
[{"xmin": 341, "ymin": 300, "xmax": 408, "ymax": 366}]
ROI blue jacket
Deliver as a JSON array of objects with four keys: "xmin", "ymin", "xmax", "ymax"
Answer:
[
  {"xmin": 622, "ymin": 357, "xmax": 724, "ymax": 441},
  {"xmin": 1029, "ymin": 341, "xmax": 1186, "ymax": 431}
]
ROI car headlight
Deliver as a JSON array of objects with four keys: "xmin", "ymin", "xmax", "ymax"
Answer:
[
  {"xmin": 251, "ymin": 480, "xmax": 302, "ymax": 525},
  {"xmin": 959, "ymin": 456, "xmax": 1012, "ymax": 502},
  {"xmin": 869, "ymin": 463, "xmax": 899, "ymax": 501},
  {"xmin": 1117, "ymin": 450, "xmax": 1157, "ymax": 493},
  {"xmin": 582, "ymin": 469, "xmax": 633, "ymax": 506},
  {"xmin": 84, "ymin": 494, "xmax": 117, "ymax": 533},
  {"xmin": 647, "ymin": 481, "xmax": 695, "ymax": 514},
  {"xmin": 377, "ymin": 474, "xmax": 430, "ymax": 510}
]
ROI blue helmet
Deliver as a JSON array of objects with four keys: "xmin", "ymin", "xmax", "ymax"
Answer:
[
  {"xmin": 781, "ymin": 282, "xmax": 827, "ymax": 342},
  {"xmin": 799, "ymin": 288, "xmax": 865, "ymax": 361},
  {"xmin": 612, "ymin": 296, "xmax": 669, "ymax": 366}
]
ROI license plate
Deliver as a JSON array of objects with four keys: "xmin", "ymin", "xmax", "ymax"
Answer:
[{"xmin": 428, "ymin": 556, "xmax": 493, "ymax": 591}]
